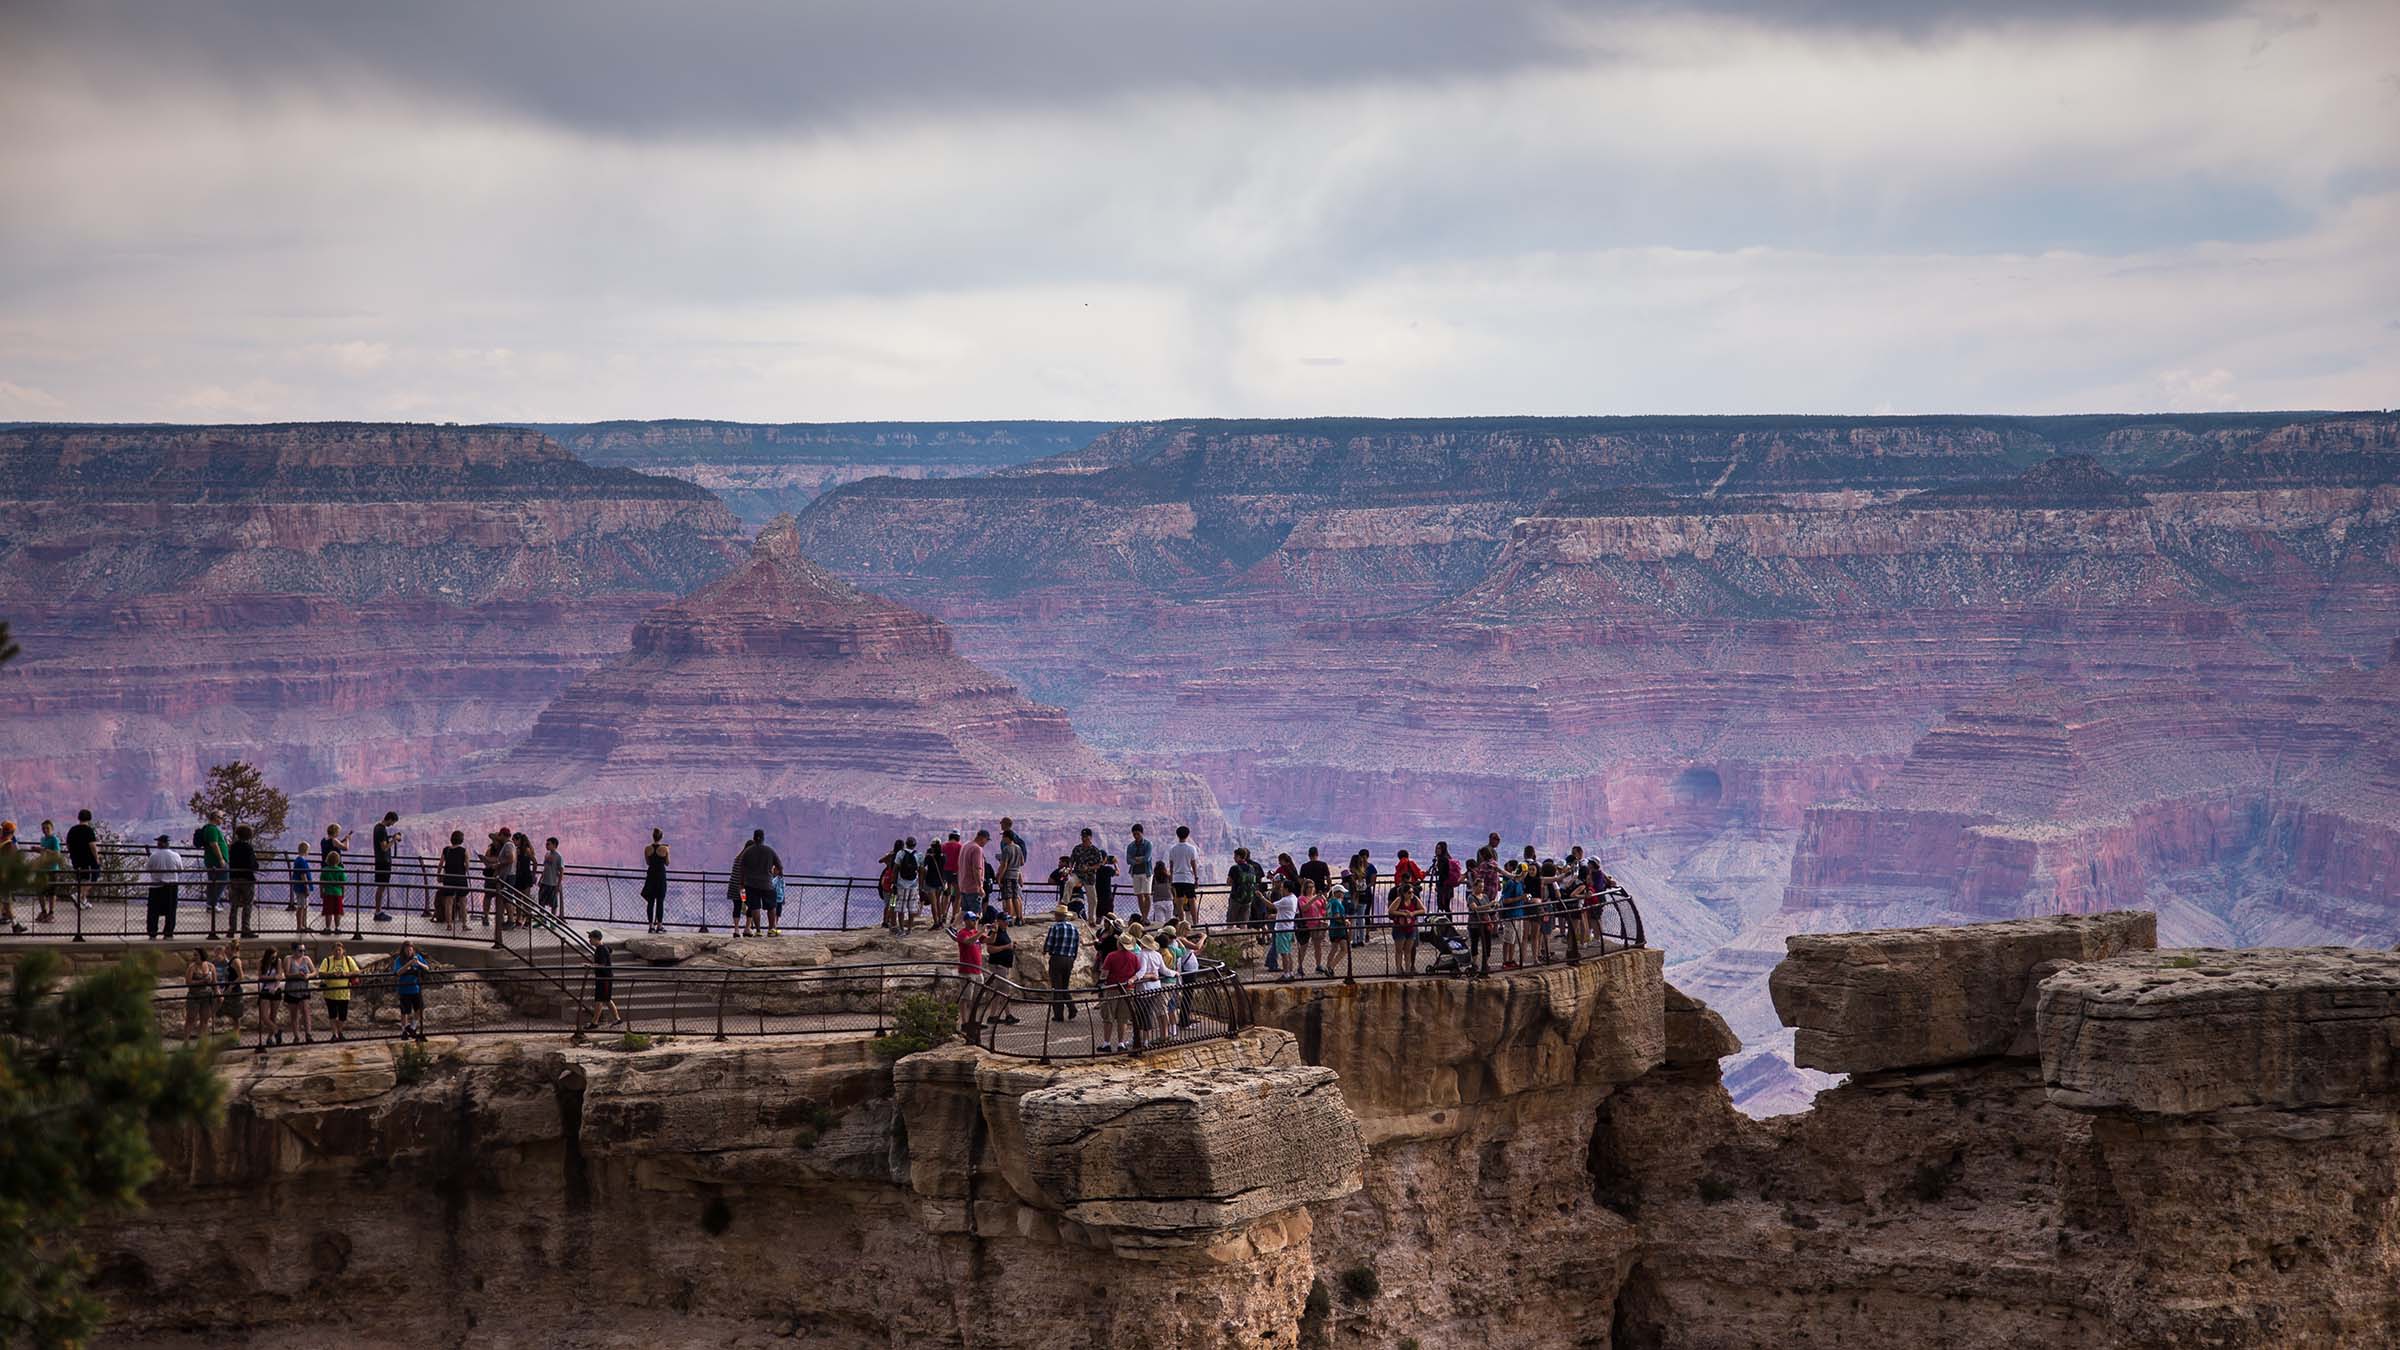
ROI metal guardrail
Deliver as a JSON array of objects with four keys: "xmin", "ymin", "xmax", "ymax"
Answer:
[
  {"xmin": 53, "ymin": 844, "xmax": 1647, "ymax": 968},
  {"xmin": 129, "ymin": 956, "xmax": 1247, "ymax": 1064}
]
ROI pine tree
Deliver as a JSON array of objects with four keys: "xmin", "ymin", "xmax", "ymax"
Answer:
[{"xmin": 184, "ymin": 761, "xmax": 291, "ymax": 844}]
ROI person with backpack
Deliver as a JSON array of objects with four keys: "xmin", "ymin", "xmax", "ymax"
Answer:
[
  {"xmin": 890, "ymin": 837, "xmax": 922, "ymax": 931},
  {"xmin": 185, "ymin": 818, "xmax": 217, "ymax": 933},
  {"xmin": 920, "ymin": 833, "xmax": 950, "ymax": 930},
  {"xmin": 1226, "ymin": 847, "xmax": 1265, "ymax": 930}
]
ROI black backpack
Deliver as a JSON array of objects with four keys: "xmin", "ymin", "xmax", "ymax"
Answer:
[{"xmin": 895, "ymin": 849, "xmax": 919, "ymax": 881}]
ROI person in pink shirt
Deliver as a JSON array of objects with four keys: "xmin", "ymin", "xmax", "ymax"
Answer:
[{"xmin": 958, "ymin": 829, "xmax": 990, "ymax": 912}]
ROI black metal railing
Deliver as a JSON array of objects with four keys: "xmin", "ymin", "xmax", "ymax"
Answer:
[
  {"xmin": 123, "ymin": 955, "xmax": 1247, "ymax": 1064},
  {"xmin": 50, "ymin": 846, "xmax": 1646, "ymax": 968}
]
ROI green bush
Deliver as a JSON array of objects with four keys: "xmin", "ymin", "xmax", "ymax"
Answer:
[
  {"xmin": 2166, "ymin": 954, "xmax": 2202, "ymax": 969},
  {"xmin": 616, "ymin": 1032, "xmax": 652, "ymax": 1053},
  {"xmin": 1202, "ymin": 936, "xmax": 1247, "ymax": 968},
  {"xmin": 870, "ymin": 993, "xmax": 959, "ymax": 1060},
  {"xmin": 394, "ymin": 1039, "xmax": 432, "ymax": 1085},
  {"xmin": 1339, "ymin": 1265, "xmax": 1381, "ymax": 1303}
]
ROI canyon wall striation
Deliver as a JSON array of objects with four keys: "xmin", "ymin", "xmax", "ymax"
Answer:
[{"xmin": 0, "ymin": 423, "xmax": 748, "ymax": 825}]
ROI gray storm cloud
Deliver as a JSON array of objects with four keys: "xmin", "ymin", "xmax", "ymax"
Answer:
[{"xmin": 7, "ymin": 0, "xmax": 2234, "ymax": 133}]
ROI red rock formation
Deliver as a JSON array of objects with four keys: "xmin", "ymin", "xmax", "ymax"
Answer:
[
  {"xmin": 353, "ymin": 516, "xmax": 1231, "ymax": 874},
  {"xmin": 0, "ymin": 423, "xmax": 748, "ymax": 823}
]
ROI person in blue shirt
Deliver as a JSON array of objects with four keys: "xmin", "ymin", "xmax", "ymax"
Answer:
[{"xmin": 389, "ymin": 941, "xmax": 432, "ymax": 1041}]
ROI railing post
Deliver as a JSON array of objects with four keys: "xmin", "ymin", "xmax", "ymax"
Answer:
[{"xmin": 714, "ymin": 969, "xmax": 731, "ymax": 1041}]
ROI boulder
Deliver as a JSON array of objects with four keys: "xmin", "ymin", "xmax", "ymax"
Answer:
[
  {"xmin": 1769, "ymin": 911, "xmax": 2155, "ymax": 1074},
  {"xmin": 1662, "ymin": 984, "xmax": 1742, "ymax": 1067},
  {"xmin": 1017, "ymin": 1064, "xmax": 1362, "ymax": 1242},
  {"xmin": 2038, "ymin": 947, "xmax": 2400, "ymax": 1115}
]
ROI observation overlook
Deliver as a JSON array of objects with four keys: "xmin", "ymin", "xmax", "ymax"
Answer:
[{"xmin": 11, "ymin": 837, "xmax": 2400, "ymax": 1347}]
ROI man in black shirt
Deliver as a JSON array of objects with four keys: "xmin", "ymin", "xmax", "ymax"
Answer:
[
  {"xmin": 735, "ymin": 830, "xmax": 781, "ymax": 922},
  {"xmin": 371, "ymin": 811, "xmax": 399, "ymax": 922},
  {"xmin": 64, "ymin": 809, "xmax": 99, "ymax": 911},
  {"xmin": 228, "ymin": 824, "xmax": 260, "ymax": 937},
  {"xmin": 584, "ymin": 931, "xmax": 620, "ymax": 1028},
  {"xmin": 1299, "ymin": 847, "xmax": 1332, "ymax": 897}
]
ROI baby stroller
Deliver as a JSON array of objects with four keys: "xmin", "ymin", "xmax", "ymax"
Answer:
[{"xmin": 1419, "ymin": 913, "xmax": 1471, "ymax": 977}]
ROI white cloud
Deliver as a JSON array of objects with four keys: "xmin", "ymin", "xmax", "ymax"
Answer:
[{"xmin": 0, "ymin": 380, "xmax": 65, "ymax": 416}]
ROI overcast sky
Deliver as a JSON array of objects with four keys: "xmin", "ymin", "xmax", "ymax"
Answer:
[{"xmin": 2, "ymin": 0, "xmax": 2394, "ymax": 421}]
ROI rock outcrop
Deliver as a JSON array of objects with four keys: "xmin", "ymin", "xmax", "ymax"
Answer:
[
  {"xmin": 2039, "ymin": 946, "xmax": 2400, "ymax": 1114},
  {"xmin": 80, "ymin": 915, "xmax": 2400, "ymax": 1348},
  {"xmin": 1770, "ymin": 911, "xmax": 2156, "ymax": 1073},
  {"xmin": 107, "ymin": 1027, "xmax": 1359, "ymax": 1349}
]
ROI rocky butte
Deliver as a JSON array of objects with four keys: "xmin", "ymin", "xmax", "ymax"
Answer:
[
  {"xmin": 328, "ymin": 515, "xmax": 1232, "ymax": 873},
  {"xmin": 788, "ymin": 413, "xmax": 2400, "ymax": 1108},
  {"xmin": 82, "ymin": 912, "xmax": 2400, "ymax": 1347},
  {"xmin": 0, "ymin": 423, "xmax": 747, "ymax": 824}
]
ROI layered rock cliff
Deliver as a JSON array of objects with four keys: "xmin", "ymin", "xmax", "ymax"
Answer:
[
  {"xmin": 84, "ymin": 912, "xmax": 2400, "ymax": 1347},
  {"xmin": 0, "ymin": 423, "xmax": 748, "ymax": 824}
]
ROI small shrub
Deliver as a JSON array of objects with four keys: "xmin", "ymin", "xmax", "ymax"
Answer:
[
  {"xmin": 1695, "ymin": 1173, "xmax": 1737, "ymax": 1205},
  {"xmin": 394, "ymin": 1040, "xmax": 431, "ymax": 1085},
  {"xmin": 871, "ymin": 993, "xmax": 959, "ymax": 1060},
  {"xmin": 616, "ymin": 1031, "xmax": 652, "ymax": 1052},
  {"xmin": 1202, "ymin": 936, "xmax": 1246, "ymax": 968},
  {"xmin": 1338, "ymin": 1265, "xmax": 1381, "ymax": 1303},
  {"xmin": 2166, "ymin": 954, "xmax": 2201, "ymax": 969}
]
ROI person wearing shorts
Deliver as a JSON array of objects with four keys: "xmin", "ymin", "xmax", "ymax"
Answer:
[
  {"xmin": 318, "ymin": 942, "xmax": 360, "ymax": 1041},
  {"xmin": 391, "ymin": 941, "xmax": 430, "ymax": 1040}
]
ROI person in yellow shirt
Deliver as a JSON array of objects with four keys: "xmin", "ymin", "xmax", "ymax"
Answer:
[{"xmin": 318, "ymin": 942, "xmax": 362, "ymax": 1042}]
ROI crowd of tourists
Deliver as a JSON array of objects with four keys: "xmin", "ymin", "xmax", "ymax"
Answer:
[
  {"xmin": 169, "ymin": 938, "xmax": 432, "ymax": 1048},
  {"xmin": 0, "ymin": 811, "xmax": 576, "ymax": 940}
]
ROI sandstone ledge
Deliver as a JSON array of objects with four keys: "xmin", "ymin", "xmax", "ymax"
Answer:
[
  {"xmin": 2039, "ymin": 946, "xmax": 2400, "ymax": 1115},
  {"xmin": 1770, "ymin": 911, "xmax": 2156, "ymax": 1074}
]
